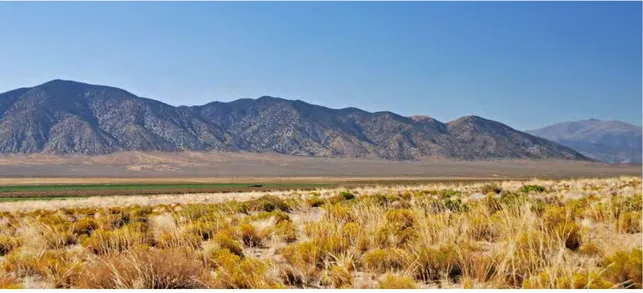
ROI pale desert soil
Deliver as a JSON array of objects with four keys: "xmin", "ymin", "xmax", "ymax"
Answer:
[{"xmin": 0, "ymin": 151, "xmax": 638, "ymax": 178}]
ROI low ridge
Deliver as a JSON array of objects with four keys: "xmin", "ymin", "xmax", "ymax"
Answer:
[{"xmin": 527, "ymin": 119, "xmax": 642, "ymax": 163}]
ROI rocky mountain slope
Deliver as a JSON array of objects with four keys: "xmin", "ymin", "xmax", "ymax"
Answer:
[
  {"xmin": 527, "ymin": 119, "xmax": 642, "ymax": 163},
  {"xmin": 0, "ymin": 79, "xmax": 589, "ymax": 161}
]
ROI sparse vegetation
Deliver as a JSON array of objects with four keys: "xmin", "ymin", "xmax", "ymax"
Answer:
[
  {"xmin": 520, "ymin": 184, "xmax": 546, "ymax": 193},
  {"xmin": 0, "ymin": 177, "xmax": 639, "ymax": 288},
  {"xmin": 481, "ymin": 183, "xmax": 502, "ymax": 194},
  {"xmin": 377, "ymin": 274, "xmax": 418, "ymax": 289}
]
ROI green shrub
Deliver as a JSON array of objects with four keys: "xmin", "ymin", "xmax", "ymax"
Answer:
[
  {"xmin": 444, "ymin": 197, "xmax": 468, "ymax": 212},
  {"xmin": 339, "ymin": 191, "xmax": 356, "ymax": 201},
  {"xmin": 248, "ymin": 195, "xmax": 291, "ymax": 212},
  {"xmin": 520, "ymin": 185, "xmax": 546, "ymax": 193},
  {"xmin": 440, "ymin": 189, "xmax": 460, "ymax": 199},
  {"xmin": 500, "ymin": 191, "xmax": 528, "ymax": 207}
]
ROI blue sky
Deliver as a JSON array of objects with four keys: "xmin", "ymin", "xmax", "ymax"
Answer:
[{"xmin": 0, "ymin": 2, "xmax": 640, "ymax": 130}]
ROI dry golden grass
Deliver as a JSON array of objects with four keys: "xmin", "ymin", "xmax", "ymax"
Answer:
[{"xmin": 0, "ymin": 176, "xmax": 639, "ymax": 288}]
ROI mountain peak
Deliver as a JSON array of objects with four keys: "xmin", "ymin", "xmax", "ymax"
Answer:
[
  {"xmin": 462, "ymin": 115, "xmax": 485, "ymax": 120},
  {"xmin": 448, "ymin": 115, "xmax": 488, "ymax": 125},
  {"xmin": 256, "ymin": 95, "xmax": 283, "ymax": 101},
  {"xmin": 46, "ymin": 79, "xmax": 69, "ymax": 83},
  {"xmin": 254, "ymin": 96, "xmax": 292, "ymax": 104},
  {"xmin": 409, "ymin": 115, "xmax": 438, "ymax": 123},
  {"xmin": 39, "ymin": 79, "xmax": 89, "ymax": 87}
]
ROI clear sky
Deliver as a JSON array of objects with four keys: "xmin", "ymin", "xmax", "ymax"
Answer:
[{"xmin": 0, "ymin": 2, "xmax": 640, "ymax": 130}]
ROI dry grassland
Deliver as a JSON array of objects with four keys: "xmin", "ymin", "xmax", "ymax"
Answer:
[{"xmin": 0, "ymin": 177, "xmax": 639, "ymax": 289}]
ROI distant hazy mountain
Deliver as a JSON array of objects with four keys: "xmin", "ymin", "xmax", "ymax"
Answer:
[
  {"xmin": 526, "ymin": 119, "xmax": 642, "ymax": 163},
  {"xmin": 0, "ymin": 79, "xmax": 589, "ymax": 161}
]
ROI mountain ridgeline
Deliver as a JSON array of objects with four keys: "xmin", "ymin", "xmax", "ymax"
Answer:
[
  {"xmin": 0, "ymin": 80, "xmax": 589, "ymax": 161},
  {"xmin": 527, "ymin": 119, "xmax": 642, "ymax": 164}
]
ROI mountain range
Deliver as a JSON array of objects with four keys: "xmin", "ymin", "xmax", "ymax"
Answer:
[
  {"xmin": 0, "ymin": 79, "xmax": 592, "ymax": 161},
  {"xmin": 527, "ymin": 119, "xmax": 642, "ymax": 164}
]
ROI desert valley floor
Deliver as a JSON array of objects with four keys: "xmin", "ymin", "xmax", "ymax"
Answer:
[{"xmin": 0, "ymin": 151, "xmax": 639, "ymax": 178}]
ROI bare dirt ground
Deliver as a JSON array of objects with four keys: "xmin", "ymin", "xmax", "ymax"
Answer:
[{"xmin": 0, "ymin": 151, "xmax": 639, "ymax": 179}]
